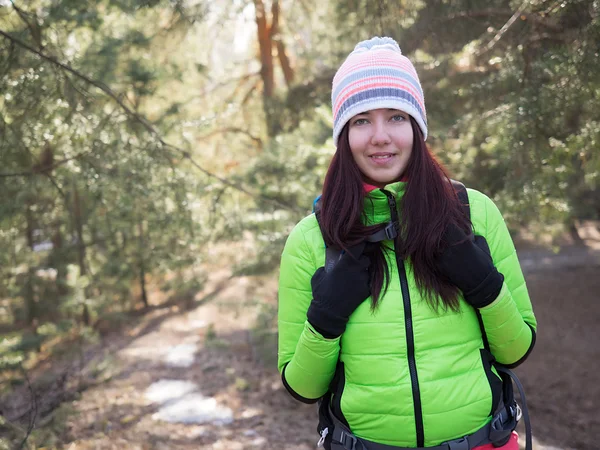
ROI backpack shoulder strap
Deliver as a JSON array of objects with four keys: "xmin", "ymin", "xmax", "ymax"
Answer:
[
  {"xmin": 449, "ymin": 180, "xmax": 491, "ymax": 351},
  {"xmin": 313, "ymin": 196, "xmax": 343, "ymax": 273},
  {"xmin": 450, "ymin": 179, "xmax": 470, "ymax": 220},
  {"xmin": 313, "ymin": 195, "xmax": 322, "ymax": 216}
]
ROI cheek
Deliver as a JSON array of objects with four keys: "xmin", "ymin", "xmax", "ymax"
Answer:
[
  {"xmin": 348, "ymin": 129, "xmax": 360, "ymax": 149},
  {"xmin": 395, "ymin": 130, "xmax": 414, "ymax": 149},
  {"xmin": 348, "ymin": 130, "xmax": 368, "ymax": 157}
]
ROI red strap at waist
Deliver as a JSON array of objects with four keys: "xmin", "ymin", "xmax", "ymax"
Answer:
[{"xmin": 474, "ymin": 432, "xmax": 518, "ymax": 450}]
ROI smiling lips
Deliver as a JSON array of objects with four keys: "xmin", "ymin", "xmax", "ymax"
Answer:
[{"xmin": 369, "ymin": 152, "xmax": 396, "ymax": 164}]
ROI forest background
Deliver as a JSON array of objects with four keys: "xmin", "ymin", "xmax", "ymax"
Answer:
[{"xmin": 1, "ymin": 0, "xmax": 599, "ymax": 449}]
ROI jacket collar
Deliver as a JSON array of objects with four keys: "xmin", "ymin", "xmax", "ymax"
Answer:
[{"xmin": 363, "ymin": 181, "xmax": 406, "ymax": 224}]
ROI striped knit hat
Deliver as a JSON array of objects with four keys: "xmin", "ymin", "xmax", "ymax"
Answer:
[{"xmin": 331, "ymin": 37, "xmax": 427, "ymax": 146}]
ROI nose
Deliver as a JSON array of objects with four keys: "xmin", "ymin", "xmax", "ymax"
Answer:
[{"xmin": 370, "ymin": 120, "xmax": 391, "ymax": 146}]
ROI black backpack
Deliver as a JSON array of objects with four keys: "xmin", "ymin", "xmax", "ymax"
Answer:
[{"xmin": 312, "ymin": 180, "xmax": 532, "ymax": 450}]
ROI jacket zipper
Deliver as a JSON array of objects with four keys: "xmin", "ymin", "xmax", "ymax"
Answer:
[{"xmin": 382, "ymin": 189, "xmax": 425, "ymax": 447}]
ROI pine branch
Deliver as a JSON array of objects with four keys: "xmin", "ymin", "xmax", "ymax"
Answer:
[
  {"xmin": 0, "ymin": 153, "xmax": 89, "ymax": 177},
  {"xmin": 0, "ymin": 29, "xmax": 303, "ymax": 213},
  {"xmin": 1, "ymin": 106, "xmax": 119, "ymax": 178}
]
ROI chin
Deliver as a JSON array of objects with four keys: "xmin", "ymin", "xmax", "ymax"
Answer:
[
  {"xmin": 370, "ymin": 179, "xmax": 395, "ymax": 187},
  {"xmin": 371, "ymin": 174, "xmax": 403, "ymax": 185}
]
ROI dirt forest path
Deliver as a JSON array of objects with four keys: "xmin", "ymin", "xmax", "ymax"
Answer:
[
  {"xmin": 6, "ymin": 243, "xmax": 600, "ymax": 450},
  {"xmin": 54, "ymin": 267, "xmax": 318, "ymax": 450}
]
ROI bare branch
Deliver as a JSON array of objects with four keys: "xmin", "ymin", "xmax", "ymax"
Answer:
[
  {"xmin": 0, "ymin": 416, "xmax": 31, "ymax": 450},
  {"xmin": 10, "ymin": 1, "xmax": 42, "ymax": 48},
  {"xmin": 442, "ymin": 8, "xmax": 563, "ymax": 33},
  {"xmin": 198, "ymin": 126, "xmax": 263, "ymax": 148},
  {"xmin": 44, "ymin": 172, "xmax": 67, "ymax": 201},
  {"xmin": 199, "ymin": 71, "xmax": 260, "ymax": 98},
  {"xmin": 479, "ymin": 0, "xmax": 530, "ymax": 55},
  {"xmin": 242, "ymin": 81, "xmax": 259, "ymax": 105}
]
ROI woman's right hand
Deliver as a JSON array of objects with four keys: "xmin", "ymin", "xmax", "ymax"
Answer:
[{"xmin": 307, "ymin": 241, "xmax": 372, "ymax": 338}]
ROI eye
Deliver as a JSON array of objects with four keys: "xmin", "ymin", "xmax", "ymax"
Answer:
[
  {"xmin": 390, "ymin": 114, "xmax": 406, "ymax": 122},
  {"xmin": 352, "ymin": 117, "xmax": 369, "ymax": 126}
]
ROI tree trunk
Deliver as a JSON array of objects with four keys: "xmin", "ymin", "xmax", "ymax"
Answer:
[
  {"xmin": 138, "ymin": 221, "xmax": 149, "ymax": 308},
  {"xmin": 52, "ymin": 227, "xmax": 68, "ymax": 296},
  {"xmin": 25, "ymin": 204, "xmax": 34, "ymax": 249},
  {"xmin": 24, "ymin": 206, "xmax": 37, "ymax": 328},
  {"xmin": 568, "ymin": 221, "xmax": 584, "ymax": 246},
  {"xmin": 73, "ymin": 184, "xmax": 86, "ymax": 277},
  {"xmin": 73, "ymin": 182, "xmax": 90, "ymax": 326},
  {"xmin": 140, "ymin": 263, "xmax": 148, "ymax": 308},
  {"xmin": 120, "ymin": 231, "xmax": 127, "ymax": 252},
  {"xmin": 254, "ymin": 0, "xmax": 275, "ymax": 99},
  {"xmin": 276, "ymin": 39, "xmax": 294, "ymax": 87},
  {"xmin": 24, "ymin": 267, "xmax": 36, "ymax": 327},
  {"xmin": 269, "ymin": 0, "xmax": 294, "ymax": 87}
]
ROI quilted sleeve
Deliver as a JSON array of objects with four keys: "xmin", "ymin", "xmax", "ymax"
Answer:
[
  {"xmin": 277, "ymin": 218, "xmax": 340, "ymax": 401},
  {"xmin": 477, "ymin": 195, "xmax": 537, "ymax": 366}
]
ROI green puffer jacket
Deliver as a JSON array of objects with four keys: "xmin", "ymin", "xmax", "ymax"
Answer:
[{"xmin": 278, "ymin": 182, "xmax": 536, "ymax": 447}]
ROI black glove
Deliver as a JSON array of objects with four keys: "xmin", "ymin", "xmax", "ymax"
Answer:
[
  {"xmin": 436, "ymin": 223, "xmax": 504, "ymax": 308},
  {"xmin": 307, "ymin": 242, "xmax": 372, "ymax": 338}
]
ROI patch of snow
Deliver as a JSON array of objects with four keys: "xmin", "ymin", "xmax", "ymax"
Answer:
[
  {"xmin": 189, "ymin": 319, "xmax": 208, "ymax": 329},
  {"xmin": 164, "ymin": 343, "xmax": 197, "ymax": 368},
  {"xmin": 250, "ymin": 437, "xmax": 267, "ymax": 446},
  {"xmin": 240, "ymin": 408, "xmax": 262, "ymax": 419},
  {"xmin": 145, "ymin": 379, "xmax": 233, "ymax": 425},
  {"xmin": 144, "ymin": 379, "xmax": 197, "ymax": 404},
  {"xmin": 152, "ymin": 393, "xmax": 233, "ymax": 425}
]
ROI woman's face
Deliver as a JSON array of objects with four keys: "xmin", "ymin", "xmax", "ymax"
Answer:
[{"xmin": 348, "ymin": 108, "xmax": 414, "ymax": 187}]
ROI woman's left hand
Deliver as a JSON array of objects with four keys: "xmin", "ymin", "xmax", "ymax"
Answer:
[{"xmin": 436, "ymin": 223, "xmax": 504, "ymax": 308}]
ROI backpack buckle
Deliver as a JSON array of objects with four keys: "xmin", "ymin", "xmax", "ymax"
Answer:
[
  {"xmin": 365, "ymin": 221, "xmax": 399, "ymax": 243},
  {"xmin": 444, "ymin": 436, "xmax": 469, "ymax": 450},
  {"xmin": 512, "ymin": 403, "xmax": 522, "ymax": 421},
  {"xmin": 317, "ymin": 427, "xmax": 329, "ymax": 448},
  {"xmin": 384, "ymin": 221, "xmax": 399, "ymax": 240},
  {"xmin": 337, "ymin": 430, "xmax": 358, "ymax": 450}
]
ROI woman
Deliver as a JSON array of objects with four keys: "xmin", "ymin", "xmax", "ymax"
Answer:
[{"xmin": 278, "ymin": 37, "xmax": 536, "ymax": 450}]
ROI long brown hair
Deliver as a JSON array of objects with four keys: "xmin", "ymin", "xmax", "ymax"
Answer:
[{"xmin": 319, "ymin": 117, "xmax": 471, "ymax": 312}]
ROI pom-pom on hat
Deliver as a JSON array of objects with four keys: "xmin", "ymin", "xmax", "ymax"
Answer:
[{"xmin": 331, "ymin": 36, "xmax": 427, "ymax": 146}]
